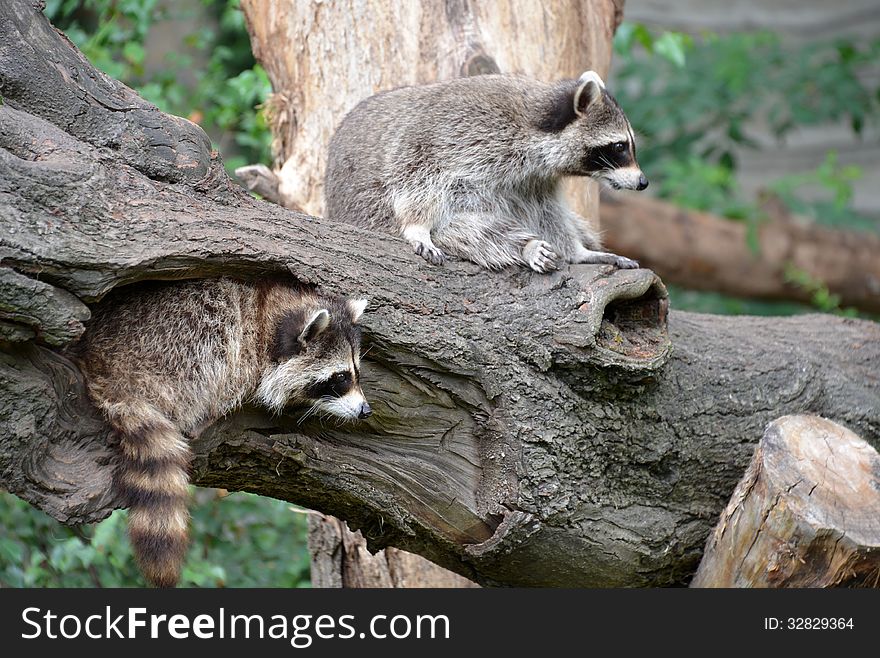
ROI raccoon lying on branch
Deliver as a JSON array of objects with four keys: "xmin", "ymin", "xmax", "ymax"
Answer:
[
  {"xmin": 326, "ymin": 71, "xmax": 647, "ymax": 273},
  {"xmin": 72, "ymin": 277, "xmax": 370, "ymax": 587}
]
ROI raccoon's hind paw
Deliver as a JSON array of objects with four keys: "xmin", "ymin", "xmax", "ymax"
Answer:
[
  {"xmin": 412, "ymin": 241, "xmax": 446, "ymax": 266},
  {"xmin": 613, "ymin": 255, "xmax": 640, "ymax": 269},
  {"xmin": 523, "ymin": 239, "xmax": 559, "ymax": 273},
  {"xmin": 573, "ymin": 246, "xmax": 639, "ymax": 269}
]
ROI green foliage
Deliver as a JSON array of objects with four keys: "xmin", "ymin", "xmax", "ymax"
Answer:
[
  {"xmin": 667, "ymin": 273, "xmax": 863, "ymax": 319},
  {"xmin": 0, "ymin": 490, "xmax": 310, "ymax": 587},
  {"xmin": 769, "ymin": 152, "xmax": 875, "ymax": 233},
  {"xmin": 614, "ymin": 23, "xmax": 879, "ymax": 315},
  {"xmin": 613, "ymin": 24, "xmax": 878, "ymax": 230},
  {"xmin": 653, "ymin": 156, "xmax": 754, "ymax": 220},
  {"xmin": 782, "ymin": 264, "xmax": 858, "ymax": 317},
  {"xmin": 614, "ymin": 23, "xmax": 693, "ymax": 68},
  {"xmin": 44, "ymin": 0, "xmax": 272, "ymax": 172},
  {"xmin": 665, "ymin": 286, "xmax": 818, "ymax": 317},
  {"xmin": 614, "ymin": 26, "xmax": 879, "ymax": 176}
]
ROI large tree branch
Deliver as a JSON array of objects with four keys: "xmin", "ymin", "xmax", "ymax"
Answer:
[
  {"xmin": 2, "ymin": 2, "xmax": 879, "ymax": 587},
  {"xmin": 237, "ymin": 0, "xmax": 633, "ymax": 586}
]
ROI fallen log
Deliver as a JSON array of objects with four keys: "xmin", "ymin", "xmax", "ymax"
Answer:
[
  {"xmin": 601, "ymin": 191, "xmax": 880, "ymax": 313},
  {"xmin": 691, "ymin": 415, "xmax": 880, "ymax": 588}
]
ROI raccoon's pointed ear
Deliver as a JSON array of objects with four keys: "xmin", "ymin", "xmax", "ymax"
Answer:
[
  {"xmin": 578, "ymin": 70, "xmax": 606, "ymax": 89},
  {"xmin": 574, "ymin": 70, "xmax": 605, "ymax": 116},
  {"xmin": 299, "ymin": 309, "xmax": 331, "ymax": 344},
  {"xmin": 347, "ymin": 299, "xmax": 368, "ymax": 323}
]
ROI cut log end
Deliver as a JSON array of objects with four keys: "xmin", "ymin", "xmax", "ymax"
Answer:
[{"xmin": 692, "ymin": 415, "xmax": 880, "ymax": 588}]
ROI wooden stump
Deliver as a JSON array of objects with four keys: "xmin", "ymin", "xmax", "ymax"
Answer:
[{"xmin": 691, "ymin": 414, "xmax": 880, "ymax": 587}]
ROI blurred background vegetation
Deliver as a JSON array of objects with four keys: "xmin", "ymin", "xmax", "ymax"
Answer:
[
  {"xmin": 1, "ymin": 0, "xmax": 877, "ymax": 586},
  {"xmin": 611, "ymin": 21, "xmax": 879, "ymax": 316},
  {"xmin": 43, "ymin": 0, "xmax": 273, "ymax": 171}
]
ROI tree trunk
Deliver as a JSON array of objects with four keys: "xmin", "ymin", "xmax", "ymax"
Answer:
[
  {"xmin": 308, "ymin": 514, "xmax": 477, "ymax": 588},
  {"xmin": 237, "ymin": 0, "xmax": 625, "ymax": 588},
  {"xmin": 2, "ymin": 2, "xmax": 879, "ymax": 587},
  {"xmin": 691, "ymin": 415, "xmax": 880, "ymax": 588},
  {"xmin": 601, "ymin": 192, "xmax": 880, "ymax": 314},
  {"xmin": 238, "ymin": 0, "xmax": 623, "ymax": 221}
]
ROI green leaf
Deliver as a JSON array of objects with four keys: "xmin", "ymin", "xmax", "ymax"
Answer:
[
  {"xmin": 0, "ymin": 538, "xmax": 24, "ymax": 564},
  {"xmin": 653, "ymin": 32, "xmax": 688, "ymax": 67},
  {"xmin": 719, "ymin": 151, "xmax": 736, "ymax": 171},
  {"xmin": 613, "ymin": 22, "xmax": 637, "ymax": 55},
  {"xmin": 633, "ymin": 23, "xmax": 655, "ymax": 52},
  {"xmin": 122, "ymin": 41, "xmax": 145, "ymax": 66}
]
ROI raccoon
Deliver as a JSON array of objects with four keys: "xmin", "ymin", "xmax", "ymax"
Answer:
[
  {"xmin": 72, "ymin": 277, "xmax": 370, "ymax": 587},
  {"xmin": 326, "ymin": 70, "xmax": 647, "ymax": 273}
]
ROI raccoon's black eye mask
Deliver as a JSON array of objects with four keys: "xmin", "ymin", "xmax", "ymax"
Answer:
[
  {"xmin": 583, "ymin": 141, "xmax": 632, "ymax": 173},
  {"xmin": 305, "ymin": 371, "xmax": 354, "ymax": 399}
]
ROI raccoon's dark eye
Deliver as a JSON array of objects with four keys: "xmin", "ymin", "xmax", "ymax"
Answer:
[
  {"xmin": 330, "ymin": 371, "xmax": 353, "ymax": 396},
  {"xmin": 304, "ymin": 371, "xmax": 354, "ymax": 400},
  {"xmin": 613, "ymin": 141, "xmax": 627, "ymax": 152}
]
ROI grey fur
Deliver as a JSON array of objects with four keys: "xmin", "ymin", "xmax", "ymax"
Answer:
[
  {"xmin": 72, "ymin": 277, "xmax": 369, "ymax": 587},
  {"xmin": 326, "ymin": 71, "xmax": 647, "ymax": 272},
  {"xmin": 77, "ymin": 278, "xmax": 369, "ymax": 431}
]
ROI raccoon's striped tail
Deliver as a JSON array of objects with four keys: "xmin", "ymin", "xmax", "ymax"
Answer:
[{"xmin": 105, "ymin": 402, "xmax": 192, "ymax": 588}]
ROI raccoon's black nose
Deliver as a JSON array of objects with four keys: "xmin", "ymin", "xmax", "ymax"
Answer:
[
  {"xmin": 637, "ymin": 174, "xmax": 649, "ymax": 191},
  {"xmin": 358, "ymin": 402, "xmax": 372, "ymax": 419}
]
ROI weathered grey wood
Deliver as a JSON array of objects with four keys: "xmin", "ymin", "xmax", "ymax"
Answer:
[
  {"xmin": 0, "ymin": 267, "xmax": 90, "ymax": 345},
  {"xmin": 1, "ymin": 1, "xmax": 879, "ymax": 587},
  {"xmin": 234, "ymin": 164, "xmax": 286, "ymax": 208},
  {"xmin": 691, "ymin": 415, "xmax": 880, "ymax": 587},
  {"xmin": 238, "ymin": 0, "xmax": 627, "ymax": 587}
]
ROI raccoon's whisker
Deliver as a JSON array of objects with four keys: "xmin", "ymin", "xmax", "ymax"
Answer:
[
  {"xmin": 301, "ymin": 395, "xmax": 339, "ymax": 426},
  {"xmin": 310, "ymin": 396, "xmax": 338, "ymax": 428},
  {"xmin": 598, "ymin": 154, "xmax": 615, "ymax": 170},
  {"xmin": 297, "ymin": 399, "xmax": 323, "ymax": 425}
]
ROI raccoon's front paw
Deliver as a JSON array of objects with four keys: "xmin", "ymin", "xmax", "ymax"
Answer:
[
  {"xmin": 523, "ymin": 240, "xmax": 559, "ymax": 273},
  {"xmin": 613, "ymin": 255, "xmax": 640, "ymax": 269},
  {"xmin": 412, "ymin": 241, "xmax": 446, "ymax": 266}
]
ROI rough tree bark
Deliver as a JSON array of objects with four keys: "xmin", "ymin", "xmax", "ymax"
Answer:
[
  {"xmin": 1, "ymin": 3, "xmax": 879, "ymax": 587},
  {"xmin": 236, "ymin": 0, "xmax": 626, "ymax": 585},
  {"xmin": 601, "ymin": 192, "xmax": 880, "ymax": 314}
]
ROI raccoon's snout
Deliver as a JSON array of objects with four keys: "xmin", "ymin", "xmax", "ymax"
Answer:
[
  {"xmin": 599, "ymin": 166, "xmax": 647, "ymax": 192},
  {"xmin": 358, "ymin": 401, "xmax": 372, "ymax": 419}
]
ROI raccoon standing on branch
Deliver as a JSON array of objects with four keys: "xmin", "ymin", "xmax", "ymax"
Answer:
[{"xmin": 325, "ymin": 71, "xmax": 647, "ymax": 273}]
